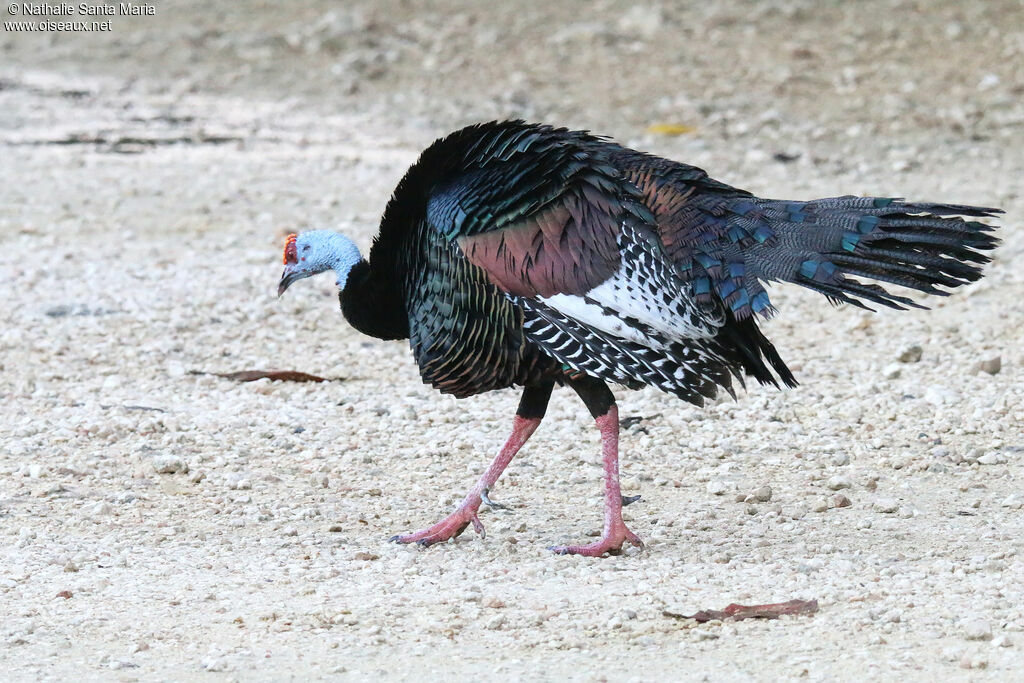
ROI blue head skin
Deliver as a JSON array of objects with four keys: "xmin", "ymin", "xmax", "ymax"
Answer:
[{"xmin": 277, "ymin": 230, "xmax": 363, "ymax": 297}]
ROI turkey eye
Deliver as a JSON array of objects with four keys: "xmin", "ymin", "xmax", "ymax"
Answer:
[{"xmin": 303, "ymin": 245, "xmax": 310, "ymax": 251}]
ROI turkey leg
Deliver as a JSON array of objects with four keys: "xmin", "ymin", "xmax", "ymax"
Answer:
[
  {"xmin": 390, "ymin": 382, "xmax": 553, "ymax": 546},
  {"xmin": 550, "ymin": 376, "xmax": 643, "ymax": 556}
]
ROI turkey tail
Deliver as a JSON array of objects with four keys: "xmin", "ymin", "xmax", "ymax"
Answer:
[{"xmin": 748, "ymin": 197, "xmax": 1001, "ymax": 311}]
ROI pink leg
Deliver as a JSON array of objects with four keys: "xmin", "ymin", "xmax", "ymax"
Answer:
[
  {"xmin": 550, "ymin": 404, "xmax": 644, "ymax": 556},
  {"xmin": 390, "ymin": 415, "xmax": 541, "ymax": 547}
]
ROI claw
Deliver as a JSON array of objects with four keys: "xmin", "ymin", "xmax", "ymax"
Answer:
[
  {"xmin": 390, "ymin": 412, "xmax": 543, "ymax": 549},
  {"xmin": 390, "ymin": 503, "xmax": 484, "ymax": 546},
  {"xmin": 549, "ymin": 523, "xmax": 644, "ymax": 557},
  {"xmin": 621, "ymin": 494, "xmax": 642, "ymax": 506},
  {"xmin": 480, "ymin": 487, "xmax": 508, "ymax": 510}
]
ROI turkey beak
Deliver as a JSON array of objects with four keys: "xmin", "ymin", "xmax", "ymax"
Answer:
[{"xmin": 278, "ymin": 268, "xmax": 300, "ymax": 297}]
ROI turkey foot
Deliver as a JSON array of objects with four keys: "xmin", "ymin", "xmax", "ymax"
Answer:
[
  {"xmin": 390, "ymin": 495, "xmax": 484, "ymax": 546},
  {"xmin": 389, "ymin": 408, "xmax": 546, "ymax": 548},
  {"xmin": 549, "ymin": 390, "xmax": 646, "ymax": 556},
  {"xmin": 549, "ymin": 519, "xmax": 644, "ymax": 556}
]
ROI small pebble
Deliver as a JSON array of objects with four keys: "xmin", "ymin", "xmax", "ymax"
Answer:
[
  {"xmin": 972, "ymin": 356, "xmax": 1001, "ymax": 375},
  {"xmin": 941, "ymin": 646, "xmax": 964, "ymax": 662},
  {"xmin": 977, "ymin": 452, "xmax": 1003, "ymax": 465},
  {"xmin": 889, "ymin": 455, "xmax": 912, "ymax": 470},
  {"xmin": 873, "ymin": 498, "xmax": 900, "ymax": 514},
  {"xmin": 225, "ymin": 473, "xmax": 251, "ymax": 490},
  {"xmin": 744, "ymin": 486, "xmax": 772, "ymax": 503},
  {"xmin": 977, "ymin": 73, "xmax": 1000, "ymax": 90},
  {"xmin": 90, "ymin": 501, "xmax": 113, "ymax": 516},
  {"xmin": 999, "ymin": 494, "xmax": 1022, "ymax": 509},
  {"xmin": 811, "ymin": 497, "xmax": 829, "ymax": 513},
  {"xmin": 107, "ymin": 660, "xmax": 138, "ymax": 670},
  {"xmin": 959, "ymin": 654, "xmax": 987, "ymax": 670},
  {"xmin": 963, "ymin": 619, "xmax": 992, "ymax": 641},
  {"xmin": 827, "ymin": 475, "xmax": 852, "ymax": 491},
  {"xmin": 706, "ymin": 480, "xmax": 728, "ymax": 496},
  {"xmin": 898, "ymin": 345, "xmax": 923, "ymax": 363},
  {"xmin": 831, "ymin": 493, "xmax": 852, "ymax": 508},
  {"xmin": 152, "ymin": 454, "xmax": 188, "ymax": 474},
  {"xmin": 202, "ymin": 657, "xmax": 231, "ymax": 672},
  {"xmin": 484, "ymin": 615, "xmax": 507, "ymax": 630}
]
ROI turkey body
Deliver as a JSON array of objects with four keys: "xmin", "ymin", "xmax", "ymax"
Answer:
[
  {"xmin": 342, "ymin": 120, "xmax": 995, "ymax": 402},
  {"xmin": 333, "ymin": 120, "xmax": 998, "ymax": 554}
]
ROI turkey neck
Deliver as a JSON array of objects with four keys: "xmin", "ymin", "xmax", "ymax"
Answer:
[{"xmin": 339, "ymin": 259, "xmax": 409, "ymax": 341}]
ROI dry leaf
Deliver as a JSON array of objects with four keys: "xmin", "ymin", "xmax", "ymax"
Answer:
[
  {"xmin": 192, "ymin": 370, "xmax": 329, "ymax": 383},
  {"xmin": 663, "ymin": 598, "xmax": 818, "ymax": 623}
]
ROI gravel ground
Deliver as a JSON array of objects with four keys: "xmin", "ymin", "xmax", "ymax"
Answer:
[{"xmin": 2, "ymin": 1, "xmax": 1023, "ymax": 680}]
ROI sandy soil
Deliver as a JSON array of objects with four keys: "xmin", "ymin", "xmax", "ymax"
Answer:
[{"xmin": 2, "ymin": 1, "xmax": 1023, "ymax": 680}]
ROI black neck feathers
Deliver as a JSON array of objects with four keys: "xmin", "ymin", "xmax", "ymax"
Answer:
[{"xmin": 340, "ymin": 260, "xmax": 409, "ymax": 341}]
